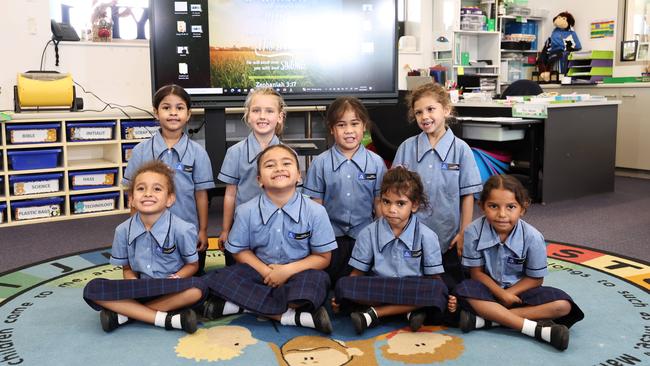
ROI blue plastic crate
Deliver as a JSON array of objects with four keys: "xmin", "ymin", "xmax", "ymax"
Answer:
[
  {"xmin": 0, "ymin": 202, "xmax": 5, "ymax": 223},
  {"xmin": 11, "ymin": 197, "xmax": 64, "ymax": 221},
  {"xmin": 6, "ymin": 123, "xmax": 60, "ymax": 144},
  {"xmin": 68, "ymin": 169, "xmax": 117, "ymax": 190},
  {"xmin": 70, "ymin": 192, "xmax": 119, "ymax": 214},
  {"xmin": 9, "ymin": 173, "xmax": 63, "ymax": 195},
  {"xmin": 121, "ymin": 120, "xmax": 159, "ymax": 140},
  {"xmin": 7, "ymin": 148, "xmax": 62, "ymax": 170},
  {"xmin": 67, "ymin": 121, "xmax": 116, "ymax": 141},
  {"xmin": 122, "ymin": 143, "xmax": 137, "ymax": 162}
]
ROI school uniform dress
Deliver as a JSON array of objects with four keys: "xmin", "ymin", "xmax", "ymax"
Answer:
[
  {"xmin": 393, "ymin": 129, "xmax": 482, "ymax": 285},
  {"xmin": 456, "ymin": 217, "xmax": 584, "ymax": 328},
  {"xmin": 203, "ymin": 191, "xmax": 337, "ymax": 315},
  {"xmin": 335, "ymin": 216, "xmax": 448, "ymax": 312},
  {"xmin": 218, "ymin": 132, "xmax": 281, "ymax": 206},
  {"xmin": 302, "ymin": 145, "xmax": 387, "ymax": 283},
  {"xmin": 83, "ymin": 210, "xmax": 207, "ymax": 311},
  {"xmin": 123, "ymin": 132, "xmax": 216, "ymax": 272}
]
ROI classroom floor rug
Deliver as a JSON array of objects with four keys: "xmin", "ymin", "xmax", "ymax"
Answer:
[{"xmin": 0, "ymin": 239, "xmax": 648, "ymax": 366}]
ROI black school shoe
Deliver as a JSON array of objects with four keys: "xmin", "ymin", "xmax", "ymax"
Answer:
[
  {"xmin": 165, "ymin": 309, "xmax": 198, "ymax": 334},
  {"xmin": 458, "ymin": 310, "xmax": 476, "ymax": 333},
  {"xmin": 350, "ymin": 308, "xmax": 378, "ymax": 335},
  {"xmin": 536, "ymin": 323, "xmax": 570, "ymax": 351},
  {"xmin": 312, "ymin": 306, "xmax": 333, "ymax": 334},
  {"xmin": 99, "ymin": 309, "xmax": 119, "ymax": 333},
  {"xmin": 408, "ymin": 309, "xmax": 427, "ymax": 331},
  {"xmin": 197, "ymin": 295, "xmax": 226, "ymax": 320}
]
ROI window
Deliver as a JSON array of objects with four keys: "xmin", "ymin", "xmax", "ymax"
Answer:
[{"xmin": 50, "ymin": 0, "xmax": 150, "ymax": 41}]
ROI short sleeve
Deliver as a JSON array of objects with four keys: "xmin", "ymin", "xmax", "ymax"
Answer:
[
  {"xmin": 122, "ymin": 142, "xmax": 146, "ymax": 186},
  {"xmin": 392, "ymin": 141, "xmax": 408, "ymax": 167},
  {"xmin": 176, "ymin": 221, "xmax": 199, "ymax": 263},
  {"xmin": 524, "ymin": 230, "xmax": 548, "ymax": 278},
  {"xmin": 458, "ymin": 142, "xmax": 483, "ymax": 196},
  {"xmin": 192, "ymin": 147, "xmax": 216, "ymax": 191},
  {"xmin": 218, "ymin": 145, "xmax": 241, "ymax": 185},
  {"xmin": 421, "ymin": 227, "xmax": 443, "ymax": 275},
  {"xmin": 224, "ymin": 205, "xmax": 250, "ymax": 254},
  {"xmin": 109, "ymin": 225, "xmax": 129, "ymax": 266},
  {"xmin": 308, "ymin": 204, "xmax": 337, "ymax": 253},
  {"xmin": 348, "ymin": 225, "xmax": 374, "ymax": 272},
  {"xmin": 302, "ymin": 156, "xmax": 325, "ymax": 199},
  {"xmin": 461, "ymin": 222, "xmax": 484, "ymax": 268}
]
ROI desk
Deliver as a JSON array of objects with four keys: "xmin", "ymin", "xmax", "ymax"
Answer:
[{"xmin": 454, "ymin": 101, "xmax": 620, "ymax": 203}]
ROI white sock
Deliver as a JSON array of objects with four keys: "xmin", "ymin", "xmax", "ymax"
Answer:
[
  {"xmin": 521, "ymin": 319, "xmax": 537, "ymax": 337},
  {"xmin": 475, "ymin": 316, "xmax": 486, "ymax": 328},
  {"xmin": 280, "ymin": 308, "xmax": 297, "ymax": 326},
  {"xmin": 299, "ymin": 312, "xmax": 315, "ymax": 328},
  {"xmin": 540, "ymin": 326, "xmax": 552, "ymax": 342},
  {"xmin": 223, "ymin": 301, "xmax": 241, "ymax": 315},
  {"xmin": 406, "ymin": 312, "xmax": 412, "ymax": 320},
  {"xmin": 117, "ymin": 314, "xmax": 129, "ymax": 325},
  {"xmin": 363, "ymin": 312, "xmax": 373, "ymax": 326},
  {"xmin": 170, "ymin": 314, "xmax": 182, "ymax": 329},
  {"xmin": 154, "ymin": 311, "xmax": 168, "ymax": 328}
]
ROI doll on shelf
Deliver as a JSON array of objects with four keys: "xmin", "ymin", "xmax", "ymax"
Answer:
[{"xmin": 536, "ymin": 11, "xmax": 582, "ymax": 82}]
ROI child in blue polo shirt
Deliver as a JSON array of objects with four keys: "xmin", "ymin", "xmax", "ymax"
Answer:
[
  {"xmin": 84, "ymin": 160, "xmax": 207, "ymax": 333},
  {"xmin": 124, "ymin": 85, "xmax": 215, "ymax": 274},
  {"xmin": 455, "ymin": 175, "xmax": 584, "ymax": 350},
  {"xmin": 202, "ymin": 145, "xmax": 337, "ymax": 333},
  {"xmin": 393, "ymin": 82, "xmax": 482, "ymax": 288},
  {"xmin": 303, "ymin": 97, "xmax": 387, "ymax": 285},
  {"xmin": 333, "ymin": 166, "xmax": 449, "ymax": 334},
  {"xmin": 218, "ymin": 87, "xmax": 286, "ymax": 264}
]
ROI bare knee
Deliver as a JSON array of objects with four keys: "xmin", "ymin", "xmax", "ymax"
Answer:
[
  {"xmin": 551, "ymin": 300, "xmax": 571, "ymax": 318},
  {"xmin": 183, "ymin": 288, "xmax": 203, "ymax": 303}
]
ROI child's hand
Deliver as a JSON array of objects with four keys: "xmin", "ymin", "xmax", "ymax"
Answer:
[
  {"xmin": 497, "ymin": 292, "xmax": 522, "ymax": 308},
  {"xmin": 218, "ymin": 231, "xmax": 229, "ymax": 251},
  {"xmin": 447, "ymin": 295, "xmax": 458, "ymax": 313},
  {"xmin": 264, "ymin": 264, "xmax": 293, "ymax": 287},
  {"xmin": 168, "ymin": 273, "xmax": 181, "ymax": 279},
  {"xmin": 197, "ymin": 230, "xmax": 209, "ymax": 252},
  {"xmin": 331, "ymin": 297, "xmax": 341, "ymax": 314},
  {"xmin": 450, "ymin": 233, "xmax": 464, "ymax": 256}
]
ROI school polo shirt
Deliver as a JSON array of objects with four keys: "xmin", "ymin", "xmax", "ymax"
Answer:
[
  {"xmin": 218, "ymin": 132, "xmax": 281, "ymax": 206},
  {"xmin": 225, "ymin": 191, "xmax": 337, "ymax": 265},
  {"xmin": 302, "ymin": 145, "xmax": 387, "ymax": 239},
  {"xmin": 123, "ymin": 132, "xmax": 215, "ymax": 230},
  {"xmin": 462, "ymin": 217, "xmax": 549, "ymax": 288},
  {"xmin": 393, "ymin": 129, "xmax": 482, "ymax": 253},
  {"xmin": 110, "ymin": 210, "xmax": 199, "ymax": 279},
  {"xmin": 349, "ymin": 216, "xmax": 443, "ymax": 277}
]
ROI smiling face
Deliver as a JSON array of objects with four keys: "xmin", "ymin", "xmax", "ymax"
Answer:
[
  {"xmin": 330, "ymin": 108, "xmax": 366, "ymax": 157},
  {"xmin": 247, "ymin": 94, "xmax": 284, "ymax": 139},
  {"xmin": 380, "ymin": 190, "xmax": 419, "ymax": 234},
  {"xmin": 154, "ymin": 94, "xmax": 190, "ymax": 135},
  {"xmin": 131, "ymin": 171, "xmax": 175, "ymax": 217},
  {"xmin": 413, "ymin": 94, "xmax": 450, "ymax": 138},
  {"xmin": 257, "ymin": 146, "xmax": 300, "ymax": 192},
  {"xmin": 481, "ymin": 188, "xmax": 525, "ymax": 242}
]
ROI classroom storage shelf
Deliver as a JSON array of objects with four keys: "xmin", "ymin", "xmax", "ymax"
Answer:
[{"xmin": 0, "ymin": 111, "xmax": 156, "ymax": 227}]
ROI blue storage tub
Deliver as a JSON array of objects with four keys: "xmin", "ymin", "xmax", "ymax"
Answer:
[
  {"xmin": 121, "ymin": 120, "xmax": 159, "ymax": 140},
  {"xmin": 6, "ymin": 123, "xmax": 60, "ymax": 144},
  {"xmin": 70, "ymin": 192, "xmax": 119, "ymax": 214},
  {"xmin": 68, "ymin": 169, "xmax": 117, "ymax": 190},
  {"xmin": 67, "ymin": 121, "xmax": 116, "ymax": 141},
  {"xmin": 11, "ymin": 197, "xmax": 64, "ymax": 221},
  {"xmin": 122, "ymin": 143, "xmax": 137, "ymax": 162},
  {"xmin": 0, "ymin": 202, "xmax": 5, "ymax": 224},
  {"xmin": 9, "ymin": 173, "xmax": 63, "ymax": 196},
  {"xmin": 7, "ymin": 148, "xmax": 62, "ymax": 170}
]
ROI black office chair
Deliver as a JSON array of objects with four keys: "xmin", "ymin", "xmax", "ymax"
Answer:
[{"xmin": 499, "ymin": 79, "xmax": 543, "ymax": 99}]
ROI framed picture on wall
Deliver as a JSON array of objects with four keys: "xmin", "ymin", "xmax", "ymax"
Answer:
[
  {"xmin": 621, "ymin": 40, "xmax": 638, "ymax": 61},
  {"xmin": 637, "ymin": 42, "xmax": 649, "ymax": 61}
]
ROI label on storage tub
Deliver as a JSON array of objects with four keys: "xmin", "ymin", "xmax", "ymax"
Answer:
[
  {"xmin": 70, "ymin": 127, "xmax": 112, "ymax": 140},
  {"xmin": 15, "ymin": 204, "xmax": 61, "ymax": 220},
  {"xmin": 14, "ymin": 179, "xmax": 60, "ymax": 195},
  {"xmin": 72, "ymin": 173, "xmax": 114, "ymax": 187},
  {"xmin": 10, "ymin": 129, "xmax": 57, "ymax": 143},
  {"xmin": 74, "ymin": 198, "xmax": 115, "ymax": 213},
  {"xmin": 512, "ymin": 103, "xmax": 547, "ymax": 119},
  {"xmin": 126, "ymin": 126, "xmax": 157, "ymax": 140}
]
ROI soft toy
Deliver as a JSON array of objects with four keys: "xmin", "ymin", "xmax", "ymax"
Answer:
[{"xmin": 537, "ymin": 11, "xmax": 582, "ymax": 81}]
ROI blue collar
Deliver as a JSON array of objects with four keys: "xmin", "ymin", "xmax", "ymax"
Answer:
[
  {"xmin": 476, "ymin": 217, "xmax": 526, "ymax": 255},
  {"xmin": 258, "ymin": 191, "xmax": 302, "ymax": 225},
  {"xmin": 246, "ymin": 132, "xmax": 280, "ymax": 164},
  {"xmin": 127, "ymin": 210, "xmax": 172, "ymax": 248},
  {"xmin": 416, "ymin": 129, "xmax": 455, "ymax": 163},
  {"xmin": 330, "ymin": 144, "xmax": 368, "ymax": 172},
  {"xmin": 152, "ymin": 132, "xmax": 189, "ymax": 161},
  {"xmin": 377, "ymin": 215, "xmax": 417, "ymax": 252}
]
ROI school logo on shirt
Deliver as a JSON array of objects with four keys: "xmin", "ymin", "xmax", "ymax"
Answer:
[
  {"xmin": 357, "ymin": 173, "xmax": 377, "ymax": 180},
  {"xmin": 176, "ymin": 163, "xmax": 193, "ymax": 172},
  {"xmin": 441, "ymin": 163, "xmax": 460, "ymax": 171},
  {"xmin": 162, "ymin": 244, "xmax": 177, "ymax": 254},
  {"xmin": 288, "ymin": 231, "xmax": 311, "ymax": 240},
  {"xmin": 403, "ymin": 249, "xmax": 423, "ymax": 258},
  {"xmin": 507, "ymin": 256, "xmax": 526, "ymax": 265}
]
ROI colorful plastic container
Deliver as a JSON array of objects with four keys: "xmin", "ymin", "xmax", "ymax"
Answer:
[
  {"xmin": 67, "ymin": 121, "xmax": 116, "ymax": 141},
  {"xmin": 121, "ymin": 120, "xmax": 159, "ymax": 140},
  {"xmin": 68, "ymin": 169, "xmax": 117, "ymax": 190},
  {"xmin": 9, "ymin": 173, "xmax": 63, "ymax": 196},
  {"xmin": 11, "ymin": 197, "xmax": 64, "ymax": 221},
  {"xmin": 7, "ymin": 148, "xmax": 62, "ymax": 170},
  {"xmin": 6, "ymin": 123, "xmax": 60, "ymax": 144},
  {"xmin": 70, "ymin": 192, "xmax": 119, "ymax": 214}
]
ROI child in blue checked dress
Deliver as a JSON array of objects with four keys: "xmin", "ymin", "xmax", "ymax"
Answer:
[
  {"xmin": 201, "ymin": 145, "xmax": 337, "ymax": 333},
  {"xmin": 303, "ymin": 97, "xmax": 387, "ymax": 285},
  {"xmin": 333, "ymin": 166, "xmax": 451, "ymax": 334},
  {"xmin": 455, "ymin": 175, "xmax": 584, "ymax": 350},
  {"xmin": 84, "ymin": 161, "xmax": 207, "ymax": 333}
]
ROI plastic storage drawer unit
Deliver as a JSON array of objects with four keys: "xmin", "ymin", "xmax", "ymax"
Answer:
[
  {"xmin": 67, "ymin": 121, "xmax": 116, "ymax": 141},
  {"xmin": 463, "ymin": 123, "xmax": 525, "ymax": 142},
  {"xmin": 12, "ymin": 197, "xmax": 63, "ymax": 221},
  {"xmin": 0, "ymin": 202, "xmax": 5, "ymax": 224},
  {"xmin": 6, "ymin": 123, "xmax": 60, "ymax": 144},
  {"xmin": 71, "ymin": 192, "xmax": 119, "ymax": 214},
  {"xmin": 9, "ymin": 173, "xmax": 63, "ymax": 196},
  {"xmin": 7, "ymin": 148, "xmax": 62, "ymax": 170},
  {"xmin": 121, "ymin": 121, "xmax": 159, "ymax": 140},
  {"xmin": 69, "ymin": 169, "xmax": 117, "ymax": 190},
  {"xmin": 122, "ymin": 143, "xmax": 137, "ymax": 162}
]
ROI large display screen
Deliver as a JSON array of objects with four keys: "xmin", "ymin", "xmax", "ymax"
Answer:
[{"xmin": 150, "ymin": 0, "xmax": 398, "ymax": 107}]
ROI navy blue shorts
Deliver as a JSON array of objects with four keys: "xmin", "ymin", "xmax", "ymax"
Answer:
[
  {"xmin": 203, "ymin": 263, "xmax": 330, "ymax": 315},
  {"xmin": 83, "ymin": 277, "xmax": 208, "ymax": 311},
  {"xmin": 335, "ymin": 276, "xmax": 449, "ymax": 311},
  {"xmin": 454, "ymin": 279, "xmax": 584, "ymax": 328}
]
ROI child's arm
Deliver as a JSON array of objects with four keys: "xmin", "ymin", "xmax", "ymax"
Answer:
[
  {"xmin": 171, "ymin": 261, "xmax": 199, "ymax": 278},
  {"xmin": 122, "ymin": 264, "xmax": 138, "ymax": 280},
  {"xmin": 220, "ymin": 184, "xmax": 237, "ymax": 249},
  {"xmin": 505, "ymin": 276, "xmax": 543, "ymax": 296},
  {"xmin": 470, "ymin": 266, "xmax": 522, "ymax": 307},
  {"xmin": 233, "ymin": 250, "xmax": 272, "ymax": 278},
  {"xmin": 194, "ymin": 190, "xmax": 209, "ymax": 252},
  {"xmin": 451, "ymin": 194, "xmax": 474, "ymax": 256},
  {"xmin": 265, "ymin": 252, "xmax": 331, "ymax": 287}
]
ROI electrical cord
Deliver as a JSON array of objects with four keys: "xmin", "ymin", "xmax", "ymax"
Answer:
[
  {"xmin": 40, "ymin": 40, "xmax": 53, "ymax": 71},
  {"xmin": 73, "ymin": 80, "xmax": 155, "ymax": 120}
]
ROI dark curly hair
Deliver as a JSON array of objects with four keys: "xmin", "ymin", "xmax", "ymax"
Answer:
[{"xmin": 380, "ymin": 166, "xmax": 429, "ymax": 211}]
